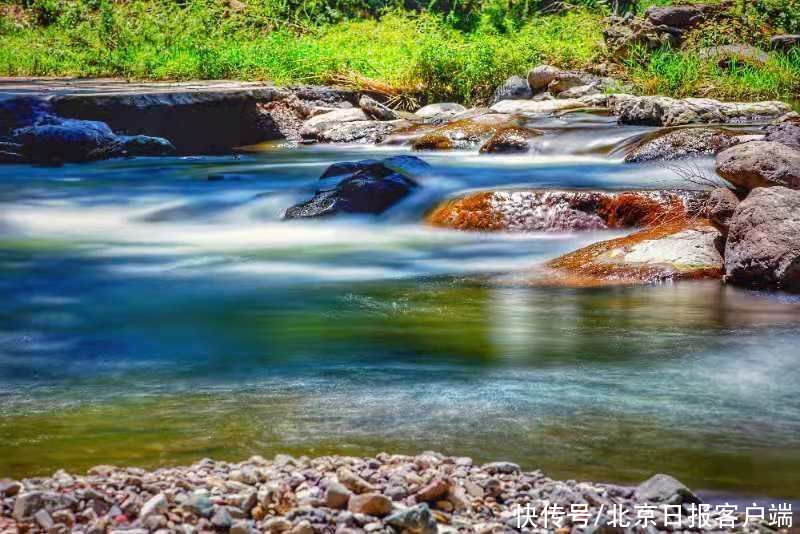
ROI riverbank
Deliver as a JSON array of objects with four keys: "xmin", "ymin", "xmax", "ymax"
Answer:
[{"xmin": 0, "ymin": 452, "xmax": 790, "ymax": 533}]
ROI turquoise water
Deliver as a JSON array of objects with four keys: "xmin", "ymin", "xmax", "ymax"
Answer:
[{"xmin": 1, "ymin": 114, "xmax": 799, "ymax": 498}]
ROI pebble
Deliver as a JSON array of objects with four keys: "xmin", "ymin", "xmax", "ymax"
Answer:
[{"xmin": 0, "ymin": 452, "xmax": 771, "ymax": 533}]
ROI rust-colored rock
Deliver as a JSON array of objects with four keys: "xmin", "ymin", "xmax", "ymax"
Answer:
[
  {"xmin": 479, "ymin": 126, "xmax": 542, "ymax": 154},
  {"xmin": 347, "ymin": 493, "xmax": 393, "ymax": 517},
  {"xmin": 414, "ymin": 478, "xmax": 451, "ymax": 503},
  {"xmin": 412, "ymin": 133, "xmax": 455, "ymax": 151}
]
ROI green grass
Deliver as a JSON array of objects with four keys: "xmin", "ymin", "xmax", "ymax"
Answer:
[{"xmin": 1, "ymin": 0, "xmax": 799, "ymax": 104}]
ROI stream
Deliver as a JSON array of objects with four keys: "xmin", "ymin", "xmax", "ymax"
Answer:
[{"xmin": 1, "ymin": 111, "xmax": 799, "ymax": 500}]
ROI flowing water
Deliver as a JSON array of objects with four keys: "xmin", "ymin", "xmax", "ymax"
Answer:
[{"xmin": 2, "ymin": 112, "xmax": 800, "ymax": 499}]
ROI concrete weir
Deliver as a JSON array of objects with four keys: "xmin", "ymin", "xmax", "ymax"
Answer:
[{"xmin": 0, "ymin": 78, "xmax": 357, "ymax": 154}]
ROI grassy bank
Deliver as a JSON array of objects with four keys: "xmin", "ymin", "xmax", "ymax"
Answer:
[{"xmin": 1, "ymin": 0, "xmax": 799, "ymax": 104}]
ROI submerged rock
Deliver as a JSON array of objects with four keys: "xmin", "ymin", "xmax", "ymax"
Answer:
[
  {"xmin": 624, "ymin": 127, "xmax": 744, "ymax": 163},
  {"xmin": 284, "ymin": 155, "xmax": 427, "ymax": 218},
  {"xmin": 427, "ymin": 190, "xmax": 705, "ymax": 232},
  {"xmin": 724, "ymin": 186, "xmax": 800, "ymax": 290},
  {"xmin": 716, "ymin": 141, "xmax": 800, "ymax": 191}
]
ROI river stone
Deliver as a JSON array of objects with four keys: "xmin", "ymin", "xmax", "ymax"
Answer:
[
  {"xmin": 634, "ymin": 474, "xmax": 701, "ymax": 505},
  {"xmin": 705, "ymin": 187, "xmax": 739, "ymax": 236},
  {"xmin": 325, "ymin": 482, "xmax": 352, "ymax": 509},
  {"xmin": 13, "ymin": 491, "xmax": 77, "ymax": 521},
  {"xmin": 302, "ymin": 107, "xmax": 368, "ymax": 130},
  {"xmin": 482, "ymin": 462, "xmax": 521, "ymax": 474},
  {"xmin": 0, "ymin": 479, "xmax": 22, "ymax": 497},
  {"xmin": 337, "ymin": 467, "xmax": 377, "ymax": 494},
  {"xmin": 527, "ymin": 65, "xmax": 562, "ymax": 91},
  {"xmin": 624, "ymin": 127, "xmax": 741, "ymax": 163},
  {"xmin": 644, "ymin": 4, "xmax": 712, "ymax": 29},
  {"xmin": 489, "ymin": 76, "xmax": 532, "ymax": 105},
  {"xmin": 489, "ymin": 99, "xmax": 584, "ymax": 114},
  {"xmin": 139, "ymin": 493, "xmax": 167, "ymax": 521},
  {"xmin": 386, "ymin": 504, "xmax": 438, "ymax": 534},
  {"xmin": 347, "ymin": 493, "xmax": 392, "ymax": 517},
  {"xmin": 415, "ymin": 103, "xmax": 467, "ymax": 120},
  {"xmin": 183, "ymin": 491, "xmax": 213, "ymax": 517},
  {"xmin": 414, "ymin": 479, "xmax": 450, "ymax": 503},
  {"xmin": 764, "ymin": 120, "xmax": 800, "ymax": 150},
  {"xmin": 359, "ymin": 95, "xmax": 398, "ymax": 121},
  {"xmin": 479, "ymin": 126, "xmax": 541, "ymax": 153},
  {"xmin": 311, "ymin": 120, "xmax": 398, "ymax": 144},
  {"xmin": 724, "ymin": 186, "xmax": 800, "ymax": 290},
  {"xmin": 609, "ymin": 94, "xmax": 790, "ymax": 126},
  {"xmin": 716, "ymin": 141, "xmax": 800, "ymax": 191}
]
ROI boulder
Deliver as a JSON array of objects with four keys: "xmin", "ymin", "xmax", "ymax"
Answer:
[
  {"xmin": 414, "ymin": 479, "xmax": 450, "ymax": 503},
  {"xmin": 309, "ymin": 120, "xmax": 400, "ymax": 144},
  {"xmin": 411, "ymin": 133, "xmax": 455, "ymax": 151},
  {"xmin": 415, "ymin": 103, "xmax": 467, "ymax": 120},
  {"xmin": 489, "ymin": 76, "xmax": 532, "ymax": 105},
  {"xmin": 705, "ymin": 187, "xmax": 739, "ymax": 236},
  {"xmin": 427, "ymin": 190, "xmax": 705, "ymax": 232},
  {"xmin": 724, "ymin": 186, "xmax": 800, "ymax": 290},
  {"xmin": 764, "ymin": 120, "xmax": 800, "ymax": 150},
  {"xmin": 301, "ymin": 107, "xmax": 368, "ymax": 130},
  {"xmin": 771, "ymin": 34, "xmax": 800, "ymax": 52},
  {"xmin": 697, "ymin": 44, "xmax": 769, "ymax": 68},
  {"xmin": 609, "ymin": 94, "xmax": 790, "ymax": 126},
  {"xmin": 359, "ymin": 95, "xmax": 398, "ymax": 121},
  {"xmin": 624, "ymin": 127, "xmax": 742, "ymax": 163},
  {"xmin": 545, "ymin": 219, "xmax": 724, "ymax": 285},
  {"xmin": 489, "ymin": 99, "xmax": 584, "ymax": 114},
  {"xmin": 715, "ymin": 141, "xmax": 800, "ymax": 190},
  {"xmin": 527, "ymin": 65, "xmax": 562, "ymax": 91},
  {"xmin": 0, "ymin": 95, "xmax": 51, "ymax": 136},
  {"xmin": 644, "ymin": 4, "xmax": 715, "ymax": 30},
  {"xmin": 478, "ymin": 126, "xmax": 542, "ymax": 154},
  {"xmin": 557, "ymin": 84, "xmax": 603, "ymax": 99},
  {"xmin": 9, "ymin": 117, "xmax": 175, "ymax": 164},
  {"xmin": 634, "ymin": 474, "xmax": 701, "ymax": 505},
  {"xmin": 284, "ymin": 155, "xmax": 427, "ymax": 218},
  {"xmin": 385, "ymin": 504, "xmax": 438, "ymax": 534},
  {"xmin": 410, "ymin": 114, "xmax": 514, "ymax": 150},
  {"xmin": 547, "ymin": 72, "xmax": 596, "ymax": 95},
  {"xmin": 603, "ymin": 15, "xmax": 679, "ymax": 59}
]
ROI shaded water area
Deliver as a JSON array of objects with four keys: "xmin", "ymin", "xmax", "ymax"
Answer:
[{"xmin": 2, "ymin": 112, "xmax": 800, "ymax": 499}]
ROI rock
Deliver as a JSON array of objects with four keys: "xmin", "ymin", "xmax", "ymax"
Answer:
[
  {"xmin": 385, "ymin": 504, "xmax": 438, "ymax": 534},
  {"xmin": 0, "ymin": 95, "xmax": 51, "ymax": 135},
  {"xmin": 290, "ymin": 519, "xmax": 314, "ymax": 534},
  {"xmin": 325, "ymin": 482, "xmax": 352, "ymax": 509},
  {"xmin": 527, "ymin": 65, "xmax": 562, "ymax": 91},
  {"xmin": 347, "ymin": 493, "xmax": 392, "ymax": 517},
  {"xmin": 415, "ymin": 103, "xmax": 467, "ymax": 120},
  {"xmin": 644, "ymin": 4, "xmax": 712, "ymax": 29},
  {"xmin": 302, "ymin": 108, "xmax": 369, "ymax": 130},
  {"xmin": 13, "ymin": 491, "xmax": 77, "ymax": 521},
  {"xmin": 557, "ymin": 84, "xmax": 602, "ymax": 99},
  {"xmin": 337, "ymin": 468, "xmax": 377, "ymax": 494},
  {"xmin": 231, "ymin": 520, "xmax": 254, "ymax": 534},
  {"xmin": 264, "ymin": 517, "xmax": 292, "ymax": 532},
  {"xmin": 489, "ymin": 76, "xmax": 532, "ymax": 105},
  {"xmin": 427, "ymin": 190, "xmax": 703, "ymax": 232},
  {"xmin": 482, "ymin": 462, "xmax": 521, "ymax": 475},
  {"xmin": 545, "ymin": 219, "xmax": 724, "ymax": 285},
  {"xmin": 120, "ymin": 135, "xmax": 176, "ymax": 157},
  {"xmin": 716, "ymin": 141, "xmax": 800, "ymax": 190},
  {"xmin": 706, "ymin": 187, "xmax": 740, "ymax": 236},
  {"xmin": 603, "ymin": 15, "xmax": 679, "ymax": 58},
  {"xmin": 139, "ymin": 493, "xmax": 168, "ymax": 521},
  {"xmin": 0, "ymin": 479, "xmax": 22, "ymax": 497},
  {"xmin": 34, "ymin": 509, "xmax": 55, "ymax": 530},
  {"xmin": 610, "ymin": 94, "xmax": 790, "ymax": 126},
  {"xmin": 310, "ymin": 119, "xmax": 398, "ymax": 144},
  {"xmin": 634, "ymin": 474, "xmax": 701, "ymax": 505},
  {"xmin": 359, "ymin": 95, "xmax": 398, "ymax": 121},
  {"xmin": 414, "ymin": 479, "xmax": 450, "ymax": 503},
  {"xmin": 478, "ymin": 126, "xmax": 541, "ymax": 153},
  {"xmin": 547, "ymin": 72, "xmax": 595, "ymax": 95},
  {"xmin": 624, "ymin": 127, "xmax": 742, "ymax": 163},
  {"xmin": 771, "ymin": 34, "xmax": 800, "ymax": 52},
  {"xmin": 764, "ymin": 120, "xmax": 800, "ymax": 150},
  {"xmin": 724, "ymin": 186, "xmax": 800, "ymax": 290},
  {"xmin": 489, "ymin": 99, "xmax": 584, "ymax": 114},
  {"xmin": 183, "ymin": 491, "xmax": 213, "ymax": 517},
  {"xmin": 212, "ymin": 506, "xmax": 234, "ymax": 530},
  {"xmin": 697, "ymin": 44, "xmax": 769, "ymax": 68},
  {"xmin": 412, "ymin": 133, "xmax": 456, "ymax": 151}
]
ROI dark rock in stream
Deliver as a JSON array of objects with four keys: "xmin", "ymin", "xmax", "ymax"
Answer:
[
  {"xmin": 624, "ymin": 127, "xmax": 746, "ymax": 163},
  {"xmin": 284, "ymin": 155, "xmax": 428, "ymax": 218}
]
